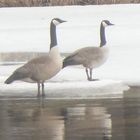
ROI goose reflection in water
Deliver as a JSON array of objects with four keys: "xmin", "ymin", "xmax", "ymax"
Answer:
[{"xmin": 1, "ymin": 99, "xmax": 112, "ymax": 140}]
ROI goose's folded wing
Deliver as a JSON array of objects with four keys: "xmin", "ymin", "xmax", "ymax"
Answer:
[
  {"xmin": 63, "ymin": 51, "xmax": 83, "ymax": 68},
  {"xmin": 5, "ymin": 67, "xmax": 31, "ymax": 84}
]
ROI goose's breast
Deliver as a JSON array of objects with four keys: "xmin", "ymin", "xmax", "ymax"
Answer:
[
  {"xmin": 22, "ymin": 78, "xmax": 36, "ymax": 83},
  {"xmin": 33, "ymin": 57, "xmax": 62, "ymax": 81},
  {"xmin": 86, "ymin": 47, "xmax": 109, "ymax": 68}
]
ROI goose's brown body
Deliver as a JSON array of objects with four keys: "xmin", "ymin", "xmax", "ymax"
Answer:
[
  {"xmin": 5, "ymin": 18, "xmax": 66, "ymax": 97},
  {"xmin": 63, "ymin": 20, "xmax": 114, "ymax": 81}
]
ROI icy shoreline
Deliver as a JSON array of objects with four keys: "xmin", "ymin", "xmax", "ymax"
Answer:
[
  {"xmin": 0, "ymin": 4, "xmax": 140, "ymax": 98},
  {"xmin": 0, "ymin": 79, "xmax": 129, "ymax": 99},
  {"xmin": 0, "ymin": 65, "xmax": 129, "ymax": 99},
  {"xmin": 0, "ymin": 4, "xmax": 139, "ymax": 83}
]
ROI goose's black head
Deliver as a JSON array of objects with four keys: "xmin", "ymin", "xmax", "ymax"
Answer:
[
  {"xmin": 101, "ymin": 20, "xmax": 114, "ymax": 27},
  {"xmin": 51, "ymin": 18, "xmax": 67, "ymax": 26}
]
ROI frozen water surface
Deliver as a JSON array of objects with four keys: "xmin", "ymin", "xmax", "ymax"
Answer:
[
  {"xmin": 0, "ymin": 65, "xmax": 128, "ymax": 99},
  {"xmin": 0, "ymin": 4, "xmax": 140, "ymax": 97}
]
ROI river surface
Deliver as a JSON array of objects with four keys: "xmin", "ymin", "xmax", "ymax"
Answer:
[{"xmin": 0, "ymin": 86, "xmax": 140, "ymax": 140}]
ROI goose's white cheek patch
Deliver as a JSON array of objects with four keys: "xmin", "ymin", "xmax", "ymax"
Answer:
[
  {"xmin": 53, "ymin": 20, "xmax": 60, "ymax": 25},
  {"xmin": 102, "ymin": 21, "xmax": 108, "ymax": 27}
]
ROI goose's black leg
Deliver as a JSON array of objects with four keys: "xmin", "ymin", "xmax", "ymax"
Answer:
[
  {"xmin": 86, "ymin": 68, "xmax": 90, "ymax": 81},
  {"xmin": 41, "ymin": 82, "xmax": 45, "ymax": 97},
  {"xmin": 37, "ymin": 82, "xmax": 41, "ymax": 97},
  {"xmin": 89, "ymin": 68, "xmax": 99, "ymax": 81},
  {"xmin": 89, "ymin": 68, "xmax": 93, "ymax": 81}
]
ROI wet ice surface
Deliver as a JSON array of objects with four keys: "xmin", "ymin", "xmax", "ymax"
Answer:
[
  {"xmin": 0, "ymin": 65, "xmax": 131, "ymax": 140},
  {"xmin": 0, "ymin": 80, "xmax": 129, "ymax": 99},
  {"xmin": 0, "ymin": 64, "xmax": 129, "ymax": 99},
  {"xmin": 0, "ymin": 86, "xmax": 140, "ymax": 140},
  {"xmin": 0, "ymin": 65, "xmax": 132, "ymax": 140}
]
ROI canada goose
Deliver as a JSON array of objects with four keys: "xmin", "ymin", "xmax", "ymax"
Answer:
[
  {"xmin": 63, "ymin": 20, "xmax": 114, "ymax": 81},
  {"xmin": 5, "ymin": 18, "xmax": 66, "ymax": 97}
]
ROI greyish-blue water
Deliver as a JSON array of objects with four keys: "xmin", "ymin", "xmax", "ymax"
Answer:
[{"xmin": 0, "ymin": 86, "xmax": 140, "ymax": 140}]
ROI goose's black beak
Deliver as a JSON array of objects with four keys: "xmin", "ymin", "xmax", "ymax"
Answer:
[
  {"xmin": 61, "ymin": 20, "xmax": 67, "ymax": 23},
  {"xmin": 109, "ymin": 23, "xmax": 114, "ymax": 26}
]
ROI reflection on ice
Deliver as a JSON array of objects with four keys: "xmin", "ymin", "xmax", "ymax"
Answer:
[
  {"xmin": 1, "ymin": 87, "xmax": 140, "ymax": 140},
  {"xmin": 0, "ymin": 99, "xmax": 112, "ymax": 140},
  {"xmin": 65, "ymin": 105, "xmax": 112, "ymax": 140},
  {"xmin": 2, "ymin": 100, "xmax": 65, "ymax": 140}
]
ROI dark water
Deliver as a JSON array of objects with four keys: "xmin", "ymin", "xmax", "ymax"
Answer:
[{"xmin": 0, "ymin": 86, "xmax": 140, "ymax": 140}]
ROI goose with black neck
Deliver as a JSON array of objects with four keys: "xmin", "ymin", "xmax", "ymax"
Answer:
[
  {"xmin": 63, "ymin": 20, "xmax": 114, "ymax": 81},
  {"xmin": 5, "ymin": 18, "xmax": 66, "ymax": 97}
]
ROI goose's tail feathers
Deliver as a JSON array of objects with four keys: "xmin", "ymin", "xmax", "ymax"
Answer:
[
  {"xmin": 63, "ymin": 60, "xmax": 77, "ymax": 68},
  {"xmin": 63, "ymin": 57, "xmax": 81, "ymax": 68},
  {"xmin": 5, "ymin": 68, "xmax": 30, "ymax": 84},
  {"xmin": 5, "ymin": 73, "xmax": 17, "ymax": 84}
]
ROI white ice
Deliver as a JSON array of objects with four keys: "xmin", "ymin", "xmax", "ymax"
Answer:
[{"xmin": 1, "ymin": 4, "xmax": 139, "ymax": 98}]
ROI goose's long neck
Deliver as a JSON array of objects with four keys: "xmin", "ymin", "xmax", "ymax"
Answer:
[
  {"xmin": 99, "ymin": 24, "xmax": 106, "ymax": 47},
  {"xmin": 50, "ymin": 22, "xmax": 57, "ymax": 50}
]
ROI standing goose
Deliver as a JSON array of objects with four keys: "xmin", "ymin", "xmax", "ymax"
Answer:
[
  {"xmin": 5, "ymin": 18, "xmax": 66, "ymax": 97},
  {"xmin": 63, "ymin": 20, "xmax": 114, "ymax": 81}
]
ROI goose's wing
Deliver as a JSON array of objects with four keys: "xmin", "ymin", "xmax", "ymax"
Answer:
[
  {"xmin": 25, "ymin": 55, "xmax": 56, "ymax": 74},
  {"xmin": 63, "ymin": 51, "xmax": 82, "ymax": 67},
  {"xmin": 26, "ymin": 55, "xmax": 51, "ymax": 65},
  {"xmin": 63, "ymin": 47, "xmax": 95, "ymax": 68},
  {"xmin": 5, "ymin": 55, "xmax": 53, "ymax": 84},
  {"xmin": 5, "ymin": 66, "xmax": 31, "ymax": 84}
]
